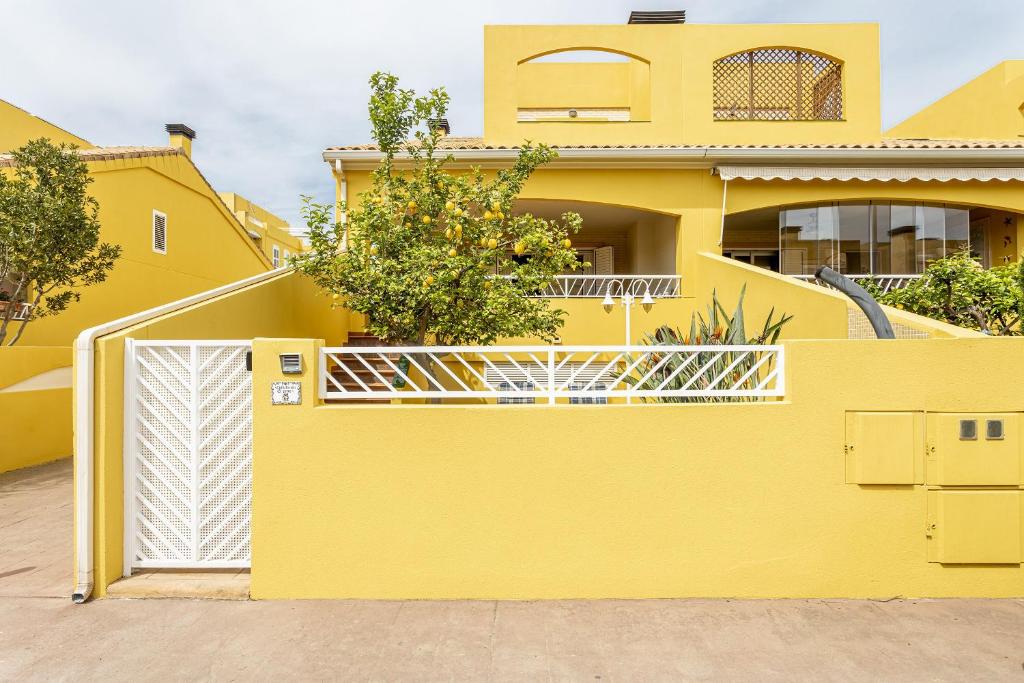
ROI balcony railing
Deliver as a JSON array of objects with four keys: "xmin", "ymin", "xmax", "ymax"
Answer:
[
  {"xmin": 0, "ymin": 301, "xmax": 33, "ymax": 321},
  {"xmin": 793, "ymin": 274, "xmax": 920, "ymax": 294},
  {"xmin": 499, "ymin": 275, "xmax": 681, "ymax": 298},
  {"xmin": 319, "ymin": 344, "xmax": 784, "ymax": 404}
]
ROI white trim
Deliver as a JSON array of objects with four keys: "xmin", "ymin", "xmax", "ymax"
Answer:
[
  {"xmin": 717, "ymin": 166, "xmax": 1024, "ymax": 182},
  {"xmin": 73, "ymin": 268, "xmax": 285, "ymax": 603},
  {"xmin": 324, "ymin": 145, "xmax": 1024, "ymax": 171},
  {"xmin": 152, "ymin": 210, "xmax": 167, "ymax": 254}
]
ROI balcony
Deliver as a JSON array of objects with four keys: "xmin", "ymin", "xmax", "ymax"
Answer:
[
  {"xmin": 511, "ymin": 199, "xmax": 680, "ymax": 298},
  {"xmin": 0, "ymin": 301, "xmax": 33, "ymax": 321},
  {"xmin": 722, "ymin": 201, "xmax": 1021, "ymax": 288}
]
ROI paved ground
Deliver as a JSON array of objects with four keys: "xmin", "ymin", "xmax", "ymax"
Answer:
[{"xmin": 2, "ymin": 460, "xmax": 1024, "ymax": 681}]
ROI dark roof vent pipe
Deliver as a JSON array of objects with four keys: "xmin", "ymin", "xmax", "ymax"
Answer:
[{"xmin": 628, "ymin": 10, "xmax": 686, "ymax": 24}]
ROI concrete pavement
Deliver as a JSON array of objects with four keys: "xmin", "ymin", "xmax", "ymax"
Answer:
[{"xmin": 2, "ymin": 459, "xmax": 1024, "ymax": 681}]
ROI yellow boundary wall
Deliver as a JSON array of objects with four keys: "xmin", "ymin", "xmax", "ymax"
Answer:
[
  {"xmin": 82, "ymin": 271, "xmax": 346, "ymax": 596},
  {"xmin": 251, "ymin": 336, "xmax": 1024, "ymax": 600},
  {"xmin": 1, "ymin": 347, "xmax": 73, "ymax": 472}
]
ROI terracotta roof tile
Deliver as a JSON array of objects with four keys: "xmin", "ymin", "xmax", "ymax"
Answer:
[{"xmin": 0, "ymin": 146, "xmax": 182, "ymax": 166}]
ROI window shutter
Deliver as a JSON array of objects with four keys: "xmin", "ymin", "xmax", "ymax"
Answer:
[
  {"xmin": 595, "ymin": 246, "xmax": 615, "ymax": 275},
  {"xmin": 272, "ymin": 246, "xmax": 280, "ymax": 268},
  {"xmin": 152, "ymin": 211, "xmax": 167, "ymax": 254}
]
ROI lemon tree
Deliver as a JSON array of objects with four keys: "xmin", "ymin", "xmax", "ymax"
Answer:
[
  {"xmin": 869, "ymin": 249, "xmax": 1024, "ymax": 335},
  {"xmin": 296, "ymin": 72, "xmax": 583, "ymax": 346}
]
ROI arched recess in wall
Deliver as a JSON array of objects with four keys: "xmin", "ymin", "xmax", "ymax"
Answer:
[
  {"xmin": 713, "ymin": 47, "xmax": 844, "ymax": 121},
  {"xmin": 515, "ymin": 48, "xmax": 652, "ymax": 122}
]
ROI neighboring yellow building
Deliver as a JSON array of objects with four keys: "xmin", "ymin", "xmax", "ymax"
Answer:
[
  {"xmin": 219, "ymin": 192, "xmax": 305, "ymax": 267},
  {"xmin": 67, "ymin": 13, "xmax": 1024, "ymax": 602},
  {"xmin": 1, "ymin": 106, "xmax": 278, "ymax": 472}
]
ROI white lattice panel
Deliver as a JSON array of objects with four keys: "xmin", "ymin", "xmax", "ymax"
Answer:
[{"xmin": 126, "ymin": 341, "xmax": 252, "ymax": 569}]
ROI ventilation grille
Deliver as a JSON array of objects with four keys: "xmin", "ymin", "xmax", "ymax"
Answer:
[
  {"xmin": 152, "ymin": 211, "xmax": 167, "ymax": 254},
  {"xmin": 713, "ymin": 48, "xmax": 843, "ymax": 121},
  {"xmin": 628, "ymin": 10, "xmax": 686, "ymax": 24}
]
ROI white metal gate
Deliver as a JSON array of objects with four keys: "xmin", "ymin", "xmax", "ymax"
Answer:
[{"xmin": 123, "ymin": 340, "xmax": 252, "ymax": 571}]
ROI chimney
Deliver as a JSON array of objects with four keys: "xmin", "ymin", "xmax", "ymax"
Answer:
[
  {"xmin": 428, "ymin": 118, "xmax": 450, "ymax": 137},
  {"xmin": 628, "ymin": 10, "xmax": 686, "ymax": 24},
  {"xmin": 165, "ymin": 123, "xmax": 197, "ymax": 157}
]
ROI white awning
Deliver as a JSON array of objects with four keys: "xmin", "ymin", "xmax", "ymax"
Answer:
[{"xmin": 717, "ymin": 166, "xmax": 1024, "ymax": 182}]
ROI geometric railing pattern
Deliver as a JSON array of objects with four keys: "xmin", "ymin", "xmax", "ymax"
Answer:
[
  {"xmin": 320, "ymin": 344, "xmax": 784, "ymax": 404},
  {"xmin": 125, "ymin": 340, "xmax": 252, "ymax": 569},
  {"xmin": 526, "ymin": 275, "xmax": 682, "ymax": 298},
  {"xmin": 792, "ymin": 273, "xmax": 920, "ymax": 294}
]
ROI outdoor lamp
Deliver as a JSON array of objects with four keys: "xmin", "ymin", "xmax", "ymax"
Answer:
[
  {"xmin": 640, "ymin": 289, "xmax": 655, "ymax": 311},
  {"xmin": 601, "ymin": 291, "xmax": 615, "ymax": 311}
]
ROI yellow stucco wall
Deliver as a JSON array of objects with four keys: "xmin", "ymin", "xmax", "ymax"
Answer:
[
  {"xmin": 0, "ymin": 347, "xmax": 73, "ymax": 472},
  {"xmin": 251, "ymin": 336, "xmax": 1024, "ymax": 600},
  {"xmin": 83, "ymin": 271, "xmax": 346, "ymax": 597},
  {"xmin": 0, "ymin": 98, "xmax": 91, "ymax": 151},
  {"xmin": 16, "ymin": 155, "xmax": 272, "ymax": 347},
  {"xmin": 886, "ymin": 61, "xmax": 1024, "ymax": 140},
  {"xmin": 484, "ymin": 23, "xmax": 881, "ymax": 146}
]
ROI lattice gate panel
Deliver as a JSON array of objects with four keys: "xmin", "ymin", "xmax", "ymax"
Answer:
[{"xmin": 126, "ymin": 341, "xmax": 252, "ymax": 570}]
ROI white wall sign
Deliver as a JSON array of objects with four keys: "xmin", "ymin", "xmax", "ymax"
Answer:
[{"xmin": 271, "ymin": 381, "xmax": 301, "ymax": 405}]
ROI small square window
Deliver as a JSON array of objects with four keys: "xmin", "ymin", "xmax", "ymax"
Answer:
[
  {"xmin": 986, "ymin": 419, "xmax": 1004, "ymax": 440},
  {"xmin": 959, "ymin": 419, "xmax": 977, "ymax": 440}
]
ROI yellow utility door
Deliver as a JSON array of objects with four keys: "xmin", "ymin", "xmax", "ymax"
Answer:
[
  {"xmin": 926, "ymin": 490, "xmax": 1022, "ymax": 564},
  {"xmin": 845, "ymin": 411, "xmax": 923, "ymax": 485},
  {"xmin": 927, "ymin": 413, "xmax": 1022, "ymax": 486}
]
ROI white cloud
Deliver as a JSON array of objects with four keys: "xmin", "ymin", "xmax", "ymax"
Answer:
[{"xmin": 3, "ymin": 0, "xmax": 1022, "ymax": 227}]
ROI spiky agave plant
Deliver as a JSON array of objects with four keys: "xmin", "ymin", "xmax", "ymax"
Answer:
[{"xmin": 630, "ymin": 285, "xmax": 792, "ymax": 403}]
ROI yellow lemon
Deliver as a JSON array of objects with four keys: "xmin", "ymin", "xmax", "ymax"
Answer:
[
  {"xmin": 497, "ymin": 211, "xmax": 505, "ymax": 220},
  {"xmin": 369, "ymin": 245, "xmax": 378, "ymax": 256},
  {"xmin": 331, "ymin": 293, "xmax": 340, "ymax": 300},
  {"xmin": 448, "ymin": 248, "xmax": 457, "ymax": 257},
  {"xmin": 483, "ymin": 210, "xmax": 494, "ymax": 220},
  {"xmin": 445, "ymin": 228, "xmax": 453, "ymax": 239},
  {"xmin": 421, "ymin": 215, "xmax": 431, "ymax": 225},
  {"xmin": 407, "ymin": 200, "xmax": 417, "ymax": 210},
  {"xmin": 514, "ymin": 242, "xmax": 525, "ymax": 255},
  {"xmin": 487, "ymin": 238, "xmax": 498, "ymax": 249},
  {"xmin": 425, "ymin": 275, "xmax": 434, "ymax": 285},
  {"xmin": 491, "ymin": 202, "xmax": 500, "ymax": 211},
  {"xmin": 454, "ymin": 208, "xmax": 463, "ymax": 217},
  {"xmin": 454, "ymin": 225, "xmax": 463, "ymax": 237},
  {"xmin": 563, "ymin": 239, "xmax": 572, "ymax": 249},
  {"xmin": 445, "ymin": 200, "xmax": 455, "ymax": 211},
  {"xmin": 484, "ymin": 280, "xmax": 493, "ymax": 289}
]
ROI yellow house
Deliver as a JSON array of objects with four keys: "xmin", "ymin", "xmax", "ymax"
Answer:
[
  {"xmin": 70, "ymin": 13, "xmax": 1024, "ymax": 603},
  {"xmin": 1, "ymin": 104, "xmax": 279, "ymax": 472},
  {"xmin": 219, "ymin": 192, "xmax": 305, "ymax": 267}
]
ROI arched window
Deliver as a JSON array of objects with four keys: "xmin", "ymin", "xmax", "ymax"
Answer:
[{"xmin": 713, "ymin": 48, "xmax": 843, "ymax": 121}]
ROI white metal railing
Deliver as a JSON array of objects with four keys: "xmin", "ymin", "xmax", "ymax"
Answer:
[
  {"xmin": 0, "ymin": 301, "xmax": 33, "ymax": 320},
  {"xmin": 319, "ymin": 344, "xmax": 784, "ymax": 404},
  {"xmin": 793, "ymin": 274, "xmax": 920, "ymax": 294},
  {"xmin": 498, "ymin": 275, "xmax": 681, "ymax": 298}
]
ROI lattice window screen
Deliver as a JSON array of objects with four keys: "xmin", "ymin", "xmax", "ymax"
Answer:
[{"xmin": 713, "ymin": 48, "xmax": 843, "ymax": 121}]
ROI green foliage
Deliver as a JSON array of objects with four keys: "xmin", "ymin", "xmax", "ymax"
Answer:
[
  {"xmin": 294, "ymin": 72, "xmax": 583, "ymax": 346},
  {"xmin": 0, "ymin": 138, "xmax": 120, "ymax": 345},
  {"xmin": 630, "ymin": 285, "xmax": 792, "ymax": 402},
  {"xmin": 871, "ymin": 250, "xmax": 1024, "ymax": 335}
]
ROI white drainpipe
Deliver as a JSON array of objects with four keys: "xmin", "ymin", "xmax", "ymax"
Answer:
[{"xmin": 72, "ymin": 268, "xmax": 287, "ymax": 603}]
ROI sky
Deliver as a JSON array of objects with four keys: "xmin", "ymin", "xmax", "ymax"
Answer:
[{"xmin": 3, "ymin": 0, "xmax": 1023, "ymax": 229}]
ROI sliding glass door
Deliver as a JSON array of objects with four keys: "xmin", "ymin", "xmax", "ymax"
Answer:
[{"xmin": 780, "ymin": 201, "xmax": 970, "ymax": 276}]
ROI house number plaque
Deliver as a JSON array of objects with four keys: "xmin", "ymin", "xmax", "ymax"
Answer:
[{"xmin": 271, "ymin": 381, "xmax": 301, "ymax": 405}]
